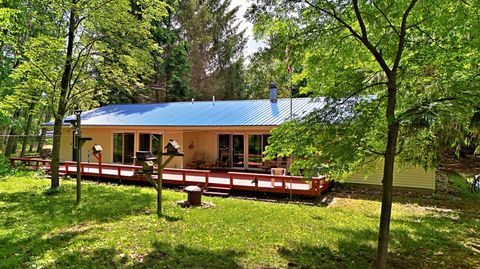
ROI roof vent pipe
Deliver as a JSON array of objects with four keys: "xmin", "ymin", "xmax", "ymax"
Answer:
[
  {"xmin": 269, "ymin": 82, "xmax": 277, "ymax": 103},
  {"xmin": 212, "ymin": 96, "xmax": 215, "ymax": 106}
]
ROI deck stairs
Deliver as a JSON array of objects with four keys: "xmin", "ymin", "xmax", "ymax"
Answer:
[{"xmin": 203, "ymin": 184, "xmax": 231, "ymax": 197}]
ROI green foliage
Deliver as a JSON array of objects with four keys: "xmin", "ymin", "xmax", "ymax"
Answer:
[
  {"xmin": 178, "ymin": 0, "xmax": 247, "ymax": 100},
  {"xmin": 0, "ymin": 154, "xmax": 13, "ymax": 176},
  {"xmin": 252, "ymin": 0, "xmax": 480, "ymax": 180}
]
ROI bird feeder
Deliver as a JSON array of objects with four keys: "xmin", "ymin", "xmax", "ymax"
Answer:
[
  {"xmin": 143, "ymin": 161, "xmax": 155, "ymax": 175},
  {"xmin": 163, "ymin": 139, "xmax": 183, "ymax": 156},
  {"xmin": 91, "ymin": 144, "xmax": 103, "ymax": 154}
]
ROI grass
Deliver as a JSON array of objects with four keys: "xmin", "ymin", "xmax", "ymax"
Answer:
[{"xmin": 0, "ymin": 174, "xmax": 478, "ymax": 269}]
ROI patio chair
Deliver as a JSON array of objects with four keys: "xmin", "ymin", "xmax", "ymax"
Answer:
[
  {"xmin": 187, "ymin": 153, "xmax": 205, "ymax": 169},
  {"xmin": 271, "ymin": 167, "xmax": 286, "ymax": 187}
]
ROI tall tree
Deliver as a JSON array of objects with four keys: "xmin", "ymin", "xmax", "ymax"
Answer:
[
  {"xmin": 178, "ymin": 0, "xmax": 247, "ymax": 100},
  {"xmin": 249, "ymin": 1, "xmax": 479, "ymax": 268},
  {"xmin": 13, "ymin": 0, "xmax": 167, "ymax": 188}
]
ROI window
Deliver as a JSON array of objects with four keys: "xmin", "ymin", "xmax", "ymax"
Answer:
[
  {"xmin": 151, "ymin": 134, "xmax": 162, "ymax": 155},
  {"xmin": 248, "ymin": 134, "xmax": 270, "ymax": 168},
  {"xmin": 138, "ymin": 133, "xmax": 163, "ymax": 155},
  {"xmin": 139, "ymin": 133, "xmax": 151, "ymax": 151},
  {"xmin": 113, "ymin": 133, "xmax": 134, "ymax": 164}
]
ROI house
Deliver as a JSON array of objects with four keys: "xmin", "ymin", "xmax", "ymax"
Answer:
[{"xmin": 48, "ymin": 93, "xmax": 436, "ymax": 190}]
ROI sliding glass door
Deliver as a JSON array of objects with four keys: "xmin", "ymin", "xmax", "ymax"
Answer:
[
  {"xmin": 247, "ymin": 134, "xmax": 270, "ymax": 169},
  {"xmin": 113, "ymin": 133, "xmax": 134, "ymax": 164},
  {"xmin": 218, "ymin": 134, "xmax": 245, "ymax": 168},
  {"xmin": 232, "ymin": 135, "xmax": 244, "ymax": 167}
]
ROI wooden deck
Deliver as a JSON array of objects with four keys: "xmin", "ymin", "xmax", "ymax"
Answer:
[{"xmin": 9, "ymin": 157, "xmax": 331, "ymax": 197}]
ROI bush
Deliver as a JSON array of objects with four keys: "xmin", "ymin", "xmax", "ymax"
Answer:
[
  {"xmin": 0, "ymin": 154, "xmax": 42, "ymax": 178},
  {"xmin": 0, "ymin": 154, "xmax": 13, "ymax": 177}
]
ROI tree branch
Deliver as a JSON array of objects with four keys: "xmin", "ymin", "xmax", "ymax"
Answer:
[
  {"xmin": 396, "ymin": 97, "xmax": 458, "ymax": 120},
  {"xmin": 392, "ymin": 0, "xmax": 419, "ymax": 74},
  {"xmin": 352, "ymin": 0, "xmax": 368, "ymax": 39},
  {"xmin": 372, "ymin": 1, "xmax": 400, "ymax": 37},
  {"xmin": 304, "ymin": 0, "xmax": 391, "ymax": 74}
]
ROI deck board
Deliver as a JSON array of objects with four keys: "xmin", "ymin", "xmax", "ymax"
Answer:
[{"xmin": 9, "ymin": 157, "xmax": 329, "ymax": 196}]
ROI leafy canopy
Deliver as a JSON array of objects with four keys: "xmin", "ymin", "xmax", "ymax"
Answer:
[{"xmin": 249, "ymin": 0, "xmax": 480, "ymax": 179}]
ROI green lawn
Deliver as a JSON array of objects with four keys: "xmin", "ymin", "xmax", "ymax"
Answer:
[{"xmin": 0, "ymin": 174, "xmax": 478, "ymax": 269}]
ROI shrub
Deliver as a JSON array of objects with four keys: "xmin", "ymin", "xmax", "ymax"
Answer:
[{"xmin": 0, "ymin": 154, "xmax": 13, "ymax": 177}]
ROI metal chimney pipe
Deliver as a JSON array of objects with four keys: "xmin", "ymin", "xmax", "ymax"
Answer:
[{"xmin": 269, "ymin": 82, "xmax": 277, "ymax": 103}]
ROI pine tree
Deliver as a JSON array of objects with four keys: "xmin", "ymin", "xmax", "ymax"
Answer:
[{"xmin": 178, "ymin": 0, "xmax": 246, "ymax": 100}]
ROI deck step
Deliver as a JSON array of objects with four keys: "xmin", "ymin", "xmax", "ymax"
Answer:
[
  {"xmin": 203, "ymin": 190, "xmax": 230, "ymax": 197},
  {"xmin": 204, "ymin": 185, "xmax": 231, "ymax": 197},
  {"xmin": 205, "ymin": 186, "xmax": 231, "ymax": 191}
]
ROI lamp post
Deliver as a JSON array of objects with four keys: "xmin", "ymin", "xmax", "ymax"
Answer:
[{"xmin": 74, "ymin": 106, "xmax": 82, "ymax": 203}]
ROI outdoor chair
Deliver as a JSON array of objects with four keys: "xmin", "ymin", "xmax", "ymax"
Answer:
[{"xmin": 187, "ymin": 153, "xmax": 205, "ymax": 169}]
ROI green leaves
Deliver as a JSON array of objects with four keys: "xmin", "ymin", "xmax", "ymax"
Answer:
[{"xmin": 252, "ymin": 0, "xmax": 480, "ymax": 180}]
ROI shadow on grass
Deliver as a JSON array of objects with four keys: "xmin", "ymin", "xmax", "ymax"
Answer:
[
  {"xmin": 44, "ymin": 241, "xmax": 245, "ymax": 269},
  {"xmin": 280, "ymin": 212, "xmax": 479, "ymax": 269},
  {"xmin": 0, "ymin": 181, "xmax": 183, "ymax": 268}
]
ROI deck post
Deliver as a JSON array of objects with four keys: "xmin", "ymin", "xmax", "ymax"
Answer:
[
  {"xmin": 282, "ymin": 177, "xmax": 286, "ymax": 192},
  {"xmin": 182, "ymin": 172, "xmax": 186, "ymax": 184},
  {"xmin": 117, "ymin": 167, "xmax": 121, "ymax": 180},
  {"xmin": 65, "ymin": 162, "xmax": 69, "ymax": 174},
  {"xmin": 229, "ymin": 174, "xmax": 233, "ymax": 188},
  {"xmin": 205, "ymin": 172, "xmax": 209, "ymax": 184},
  {"xmin": 9, "ymin": 158, "xmax": 15, "ymax": 168}
]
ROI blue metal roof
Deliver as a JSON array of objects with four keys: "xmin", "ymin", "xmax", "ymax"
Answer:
[{"xmin": 47, "ymin": 98, "xmax": 326, "ymax": 127}]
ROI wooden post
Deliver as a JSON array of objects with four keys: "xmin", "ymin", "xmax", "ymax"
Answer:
[
  {"xmin": 157, "ymin": 154, "xmax": 175, "ymax": 216},
  {"xmin": 205, "ymin": 172, "xmax": 209, "ymax": 184},
  {"xmin": 229, "ymin": 174, "xmax": 233, "ymax": 188}
]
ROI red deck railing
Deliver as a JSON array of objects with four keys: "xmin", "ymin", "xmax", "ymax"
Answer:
[
  {"xmin": 9, "ymin": 156, "xmax": 51, "ymax": 170},
  {"xmin": 9, "ymin": 157, "xmax": 330, "ymax": 197},
  {"xmin": 228, "ymin": 172, "xmax": 328, "ymax": 196}
]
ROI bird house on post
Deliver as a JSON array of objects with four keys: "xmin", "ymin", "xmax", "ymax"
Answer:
[
  {"xmin": 143, "ymin": 161, "xmax": 155, "ymax": 175},
  {"xmin": 164, "ymin": 139, "xmax": 183, "ymax": 156},
  {"xmin": 91, "ymin": 144, "xmax": 103, "ymax": 155}
]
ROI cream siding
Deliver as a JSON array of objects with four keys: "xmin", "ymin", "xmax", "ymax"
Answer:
[
  {"xmin": 58, "ymin": 125, "xmax": 435, "ymax": 190},
  {"xmin": 59, "ymin": 128, "xmax": 73, "ymax": 162},
  {"xmin": 163, "ymin": 130, "xmax": 184, "ymax": 168},
  {"xmin": 346, "ymin": 161, "xmax": 436, "ymax": 190}
]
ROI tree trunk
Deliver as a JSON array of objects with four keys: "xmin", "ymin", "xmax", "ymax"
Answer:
[
  {"xmin": 21, "ymin": 103, "xmax": 35, "ymax": 157},
  {"xmin": 4, "ymin": 129, "xmax": 17, "ymax": 157},
  {"xmin": 50, "ymin": 5, "xmax": 76, "ymax": 188},
  {"xmin": 50, "ymin": 118, "xmax": 63, "ymax": 188},
  {"xmin": 0, "ymin": 128, "xmax": 8, "ymax": 151},
  {"xmin": 37, "ymin": 110, "xmax": 51, "ymax": 153},
  {"xmin": 4, "ymin": 111, "xmax": 20, "ymax": 156},
  {"xmin": 375, "ymin": 81, "xmax": 399, "ymax": 269}
]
